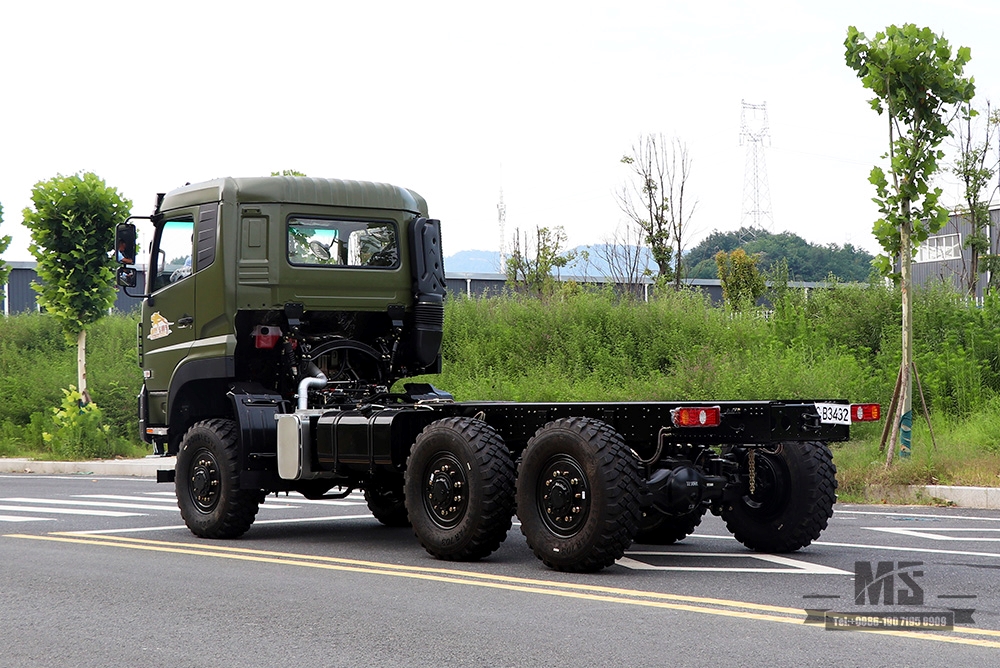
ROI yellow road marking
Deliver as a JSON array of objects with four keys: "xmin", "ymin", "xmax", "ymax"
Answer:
[{"xmin": 7, "ymin": 532, "xmax": 1000, "ymax": 649}]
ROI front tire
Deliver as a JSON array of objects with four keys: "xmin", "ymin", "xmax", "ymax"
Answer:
[
  {"xmin": 176, "ymin": 419, "xmax": 262, "ymax": 539},
  {"xmin": 517, "ymin": 418, "xmax": 641, "ymax": 572},
  {"xmin": 721, "ymin": 441, "xmax": 837, "ymax": 552},
  {"xmin": 404, "ymin": 417, "xmax": 516, "ymax": 561}
]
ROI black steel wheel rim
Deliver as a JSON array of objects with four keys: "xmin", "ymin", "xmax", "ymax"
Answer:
[
  {"xmin": 188, "ymin": 447, "xmax": 222, "ymax": 513},
  {"xmin": 741, "ymin": 453, "xmax": 789, "ymax": 517},
  {"xmin": 422, "ymin": 452, "xmax": 469, "ymax": 529},
  {"xmin": 536, "ymin": 454, "xmax": 590, "ymax": 538}
]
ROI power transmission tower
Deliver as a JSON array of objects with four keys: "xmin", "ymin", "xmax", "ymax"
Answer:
[
  {"xmin": 739, "ymin": 100, "xmax": 774, "ymax": 241},
  {"xmin": 497, "ymin": 185, "xmax": 507, "ymax": 273}
]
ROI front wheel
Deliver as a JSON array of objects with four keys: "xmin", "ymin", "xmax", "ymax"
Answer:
[
  {"xmin": 517, "ymin": 418, "xmax": 641, "ymax": 572},
  {"xmin": 404, "ymin": 417, "xmax": 516, "ymax": 561},
  {"xmin": 176, "ymin": 419, "xmax": 263, "ymax": 539},
  {"xmin": 721, "ymin": 441, "xmax": 837, "ymax": 552}
]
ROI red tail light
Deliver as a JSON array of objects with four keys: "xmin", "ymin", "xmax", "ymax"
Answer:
[
  {"xmin": 851, "ymin": 403, "xmax": 881, "ymax": 422},
  {"xmin": 671, "ymin": 406, "xmax": 722, "ymax": 428}
]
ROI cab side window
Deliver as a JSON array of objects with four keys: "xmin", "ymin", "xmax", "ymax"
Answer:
[{"xmin": 287, "ymin": 218, "xmax": 398, "ymax": 268}]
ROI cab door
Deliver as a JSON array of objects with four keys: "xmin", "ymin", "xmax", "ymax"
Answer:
[{"xmin": 141, "ymin": 215, "xmax": 197, "ymax": 425}]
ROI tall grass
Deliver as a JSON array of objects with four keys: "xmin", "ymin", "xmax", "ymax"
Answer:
[
  {"xmin": 0, "ymin": 312, "xmax": 146, "ymax": 459},
  {"xmin": 426, "ymin": 286, "xmax": 888, "ymax": 405},
  {"xmin": 4, "ymin": 279, "xmax": 1000, "ymax": 476}
]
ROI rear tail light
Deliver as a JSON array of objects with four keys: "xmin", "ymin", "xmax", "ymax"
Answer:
[
  {"xmin": 851, "ymin": 403, "xmax": 881, "ymax": 422},
  {"xmin": 671, "ymin": 406, "xmax": 722, "ymax": 428}
]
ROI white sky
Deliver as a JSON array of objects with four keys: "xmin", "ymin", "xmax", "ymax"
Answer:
[{"xmin": 2, "ymin": 0, "xmax": 1000, "ymax": 263}]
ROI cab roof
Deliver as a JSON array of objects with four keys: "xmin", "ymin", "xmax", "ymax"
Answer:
[{"xmin": 159, "ymin": 176, "xmax": 428, "ymax": 217}]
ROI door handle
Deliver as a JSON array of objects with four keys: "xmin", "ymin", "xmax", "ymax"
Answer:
[{"xmin": 177, "ymin": 315, "xmax": 194, "ymax": 328}]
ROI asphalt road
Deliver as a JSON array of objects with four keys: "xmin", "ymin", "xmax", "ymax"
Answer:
[{"xmin": 2, "ymin": 473, "xmax": 999, "ymax": 667}]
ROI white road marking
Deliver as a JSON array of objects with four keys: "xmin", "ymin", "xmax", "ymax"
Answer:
[
  {"xmin": 695, "ymin": 533, "xmax": 1000, "ymax": 559},
  {"xmin": 0, "ymin": 514, "xmax": 56, "ymax": 523},
  {"xmin": 620, "ymin": 550, "xmax": 851, "ymax": 574},
  {"xmin": 71, "ymin": 494, "xmax": 302, "ymax": 510},
  {"xmin": 835, "ymin": 509, "xmax": 1000, "ymax": 522},
  {"xmin": 71, "ymin": 514, "xmax": 379, "ymax": 535},
  {"xmin": 0, "ymin": 504, "xmax": 142, "ymax": 517},
  {"xmin": 864, "ymin": 527, "xmax": 1000, "ymax": 542},
  {"xmin": 75, "ymin": 495, "xmax": 177, "ymax": 503},
  {"xmin": 145, "ymin": 491, "xmax": 366, "ymax": 505},
  {"xmin": 2, "ymin": 497, "xmax": 181, "ymax": 512}
]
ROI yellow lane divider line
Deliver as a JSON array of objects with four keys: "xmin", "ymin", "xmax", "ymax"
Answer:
[{"xmin": 7, "ymin": 532, "xmax": 999, "ymax": 649}]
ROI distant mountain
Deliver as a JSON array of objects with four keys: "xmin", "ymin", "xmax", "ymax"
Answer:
[{"xmin": 444, "ymin": 250, "xmax": 502, "ymax": 274}]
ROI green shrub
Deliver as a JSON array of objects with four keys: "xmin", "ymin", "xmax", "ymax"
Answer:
[{"xmin": 43, "ymin": 386, "xmax": 115, "ymax": 459}]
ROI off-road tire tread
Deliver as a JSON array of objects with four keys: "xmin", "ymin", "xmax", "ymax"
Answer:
[
  {"xmin": 518, "ymin": 417, "xmax": 642, "ymax": 573},
  {"xmin": 365, "ymin": 485, "xmax": 411, "ymax": 527},
  {"xmin": 406, "ymin": 417, "xmax": 516, "ymax": 562},
  {"xmin": 177, "ymin": 418, "xmax": 262, "ymax": 539},
  {"xmin": 722, "ymin": 441, "xmax": 837, "ymax": 552}
]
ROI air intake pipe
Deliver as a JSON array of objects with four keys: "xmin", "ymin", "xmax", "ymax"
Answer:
[{"xmin": 297, "ymin": 362, "xmax": 327, "ymax": 410}]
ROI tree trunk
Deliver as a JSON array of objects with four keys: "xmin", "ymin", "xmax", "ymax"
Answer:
[
  {"xmin": 899, "ymin": 212, "xmax": 913, "ymax": 458},
  {"xmin": 77, "ymin": 329, "xmax": 89, "ymax": 405}
]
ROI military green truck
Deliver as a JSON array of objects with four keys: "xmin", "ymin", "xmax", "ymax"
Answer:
[{"xmin": 115, "ymin": 176, "xmax": 880, "ymax": 573}]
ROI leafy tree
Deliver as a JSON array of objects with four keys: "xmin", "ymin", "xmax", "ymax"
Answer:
[
  {"xmin": 617, "ymin": 134, "xmax": 677, "ymax": 281},
  {"xmin": 0, "ymin": 202, "xmax": 11, "ymax": 304},
  {"xmin": 685, "ymin": 227, "xmax": 874, "ymax": 281},
  {"xmin": 505, "ymin": 226, "xmax": 576, "ymax": 295},
  {"xmin": 715, "ymin": 248, "xmax": 765, "ymax": 311},
  {"xmin": 951, "ymin": 102, "xmax": 1000, "ymax": 295},
  {"xmin": 22, "ymin": 173, "xmax": 132, "ymax": 402},
  {"xmin": 845, "ymin": 23, "xmax": 975, "ymax": 458},
  {"xmin": 271, "ymin": 170, "xmax": 307, "ymax": 177}
]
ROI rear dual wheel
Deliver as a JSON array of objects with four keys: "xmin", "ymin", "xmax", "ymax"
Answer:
[
  {"xmin": 516, "ymin": 418, "xmax": 642, "ymax": 572},
  {"xmin": 721, "ymin": 441, "xmax": 837, "ymax": 552},
  {"xmin": 405, "ymin": 417, "xmax": 516, "ymax": 561}
]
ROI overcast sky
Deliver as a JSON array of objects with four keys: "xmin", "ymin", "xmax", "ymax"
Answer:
[{"xmin": 3, "ymin": 0, "xmax": 1000, "ymax": 264}]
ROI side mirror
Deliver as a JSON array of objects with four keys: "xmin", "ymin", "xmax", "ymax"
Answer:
[
  {"xmin": 116, "ymin": 266, "xmax": 138, "ymax": 289},
  {"xmin": 115, "ymin": 223, "xmax": 137, "ymax": 265}
]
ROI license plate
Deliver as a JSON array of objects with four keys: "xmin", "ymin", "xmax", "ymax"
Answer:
[{"xmin": 815, "ymin": 403, "xmax": 851, "ymax": 425}]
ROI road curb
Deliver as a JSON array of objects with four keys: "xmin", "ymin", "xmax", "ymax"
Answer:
[
  {"xmin": 0, "ymin": 457, "xmax": 175, "ymax": 478},
  {"xmin": 917, "ymin": 484, "xmax": 1000, "ymax": 510}
]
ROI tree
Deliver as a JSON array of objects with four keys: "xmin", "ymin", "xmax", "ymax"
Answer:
[
  {"xmin": 595, "ymin": 220, "xmax": 651, "ymax": 298},
  {"xmin": 845, "ymin": 24, "xmax": 975, "ymax": 458},
  {"xmin": 505, "ymin": 225, "xmax": 576, "ymax": 295},
  {"xmin": 617, "ymin": 134, "xmax": 692, "ymax": 282},
  {"xmin": 714, "ymin": 249, "xmax": 765, "ymax": 311},
  {"xmin": 951, "ymin": 102, "xmax": 1000, "ymax": 295},
  {"xmin": 685, "ymin": 227, "xmax": 874, "ymax": 281},
  {"xmin": 663, "ymin": 138, "xmax": 697, "ymax": 290},
  {"xmin": 271, "ymin": 169, "xmax": 307, "ymax": 177},
  {"xmin": 0, "ymin": 202, "xmax": 11, "ymax": 304},
  {"xmin": 22, "ymin": 172, "xmax": 133, "ymax": 402}
]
